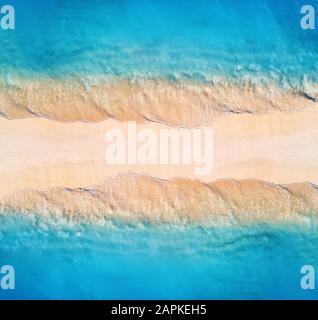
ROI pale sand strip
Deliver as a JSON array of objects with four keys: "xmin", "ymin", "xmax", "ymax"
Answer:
[
  {"xmin": 1, "ymin": 174, "xmax": 318, "ymax": 225},
  {"xmin": 0, "ymin": 78, "xmax": 317, "ymax": 126},
  {"xmin": 1, "ymin": 105, "xmax": 318, "ymax": 198}
]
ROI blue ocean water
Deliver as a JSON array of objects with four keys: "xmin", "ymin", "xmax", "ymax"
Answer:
[
  {"xmin": 0, "ymin": 0, "xmax": 317, "ymax": 87},
  {"xmin": 0, "ymin": 214, "xmax": 317, "ymax": 300}
]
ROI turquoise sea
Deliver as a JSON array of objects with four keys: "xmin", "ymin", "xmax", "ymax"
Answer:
[
  {"xmin": 0, "ymin": 0, "xmax": 317, "ymax": 87},
  {"xmin": 0, "ymin": 0, "xmax": 318, "ymax": 299},
  {"xmin": 0, "ymin": 215, "xmax": 318, "ymax": 300}
]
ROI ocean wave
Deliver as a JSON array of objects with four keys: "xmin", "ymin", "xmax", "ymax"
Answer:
[{"xmin": 1, "ymin": 211, "xmax": 317, "ymax": 299}]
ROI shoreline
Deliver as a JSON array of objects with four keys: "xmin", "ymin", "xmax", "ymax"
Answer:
[
  {"xmin": 1, "ymin": 173, "xmax": 318, "ymax": 225},
  {"xmin": 0, "ymin": 77, "xmax": 317, "ymax": 127}
]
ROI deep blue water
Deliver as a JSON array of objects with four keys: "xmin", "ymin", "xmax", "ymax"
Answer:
[
  {"xmin": 0, "ymin": 0, "xmax": 317, "ymax": 87},
  {"xmin": 0, "ymin": 215, "xmax": 317, "ymax": 300}
]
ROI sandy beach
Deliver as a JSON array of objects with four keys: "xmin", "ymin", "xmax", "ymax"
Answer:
[
  {"xmin": 0, "ymin": 78, "xmax": 317, "ymax": 126},
  {"xmin": 1, "ymin": 104, "xmax": 318, "ymax": 199}
]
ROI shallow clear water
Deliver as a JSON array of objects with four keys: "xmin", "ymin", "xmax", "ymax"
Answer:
[
  {"xmin": 0, "ymin": 215, "xmax": 317, "ymax": 300},
  {"xmin": 1, "ymin": 0, "xmax": 317, "ymax": 87}
]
